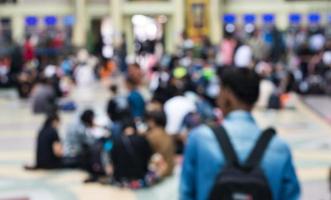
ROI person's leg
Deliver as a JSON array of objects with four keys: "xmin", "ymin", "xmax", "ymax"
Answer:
[{"xmin": 61, "ymin": 156, "xmax": 83, "ymax": 169}]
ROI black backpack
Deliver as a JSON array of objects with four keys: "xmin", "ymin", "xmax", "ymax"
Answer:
[{"xmin": 209, "ymin": 126, "xmax": 276, "ymax": 200}]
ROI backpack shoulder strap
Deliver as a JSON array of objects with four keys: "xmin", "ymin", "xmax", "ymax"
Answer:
[
  {"xmin": 210, "ymin": 126, "xmax": 239, "ymax": 166},
  {"xmin": 245, "ymin": 127, "xmax": 276, "ymax": 168}
]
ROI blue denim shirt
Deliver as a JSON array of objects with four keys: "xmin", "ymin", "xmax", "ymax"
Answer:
[
  {"xmin": 180, "ymin": 110, "xmax": 300, "ymax": 200},
  {"xmin": 128, "ymin": 90, "xmax": 145, "ymax": 118}
]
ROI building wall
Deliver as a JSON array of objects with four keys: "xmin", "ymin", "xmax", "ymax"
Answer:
[
  {"xmin": 224, "ymin": 0, "xmax": 331, "ymax": 29},
  {"xmin": 0, "ymin": 0, "xmax": 185, "ymax": 53},
  {"xmin": 0, "ymin": 0, "xmax": 330, "ymax": 53}
]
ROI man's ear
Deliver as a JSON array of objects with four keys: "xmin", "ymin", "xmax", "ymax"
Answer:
[
  {"xmin": 222, "ymin": 87, "xmax": 232, "ymax": 100},
  {"xmin": 223, "ymin": 87, "xmax": 237, "ymax": 107},
  {"xmin": 226, "ymin": 88, "xmax": 237, "ymax": 101}
]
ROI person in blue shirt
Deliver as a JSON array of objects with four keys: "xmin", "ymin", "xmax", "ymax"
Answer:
[
  {"xmin": 181, "ymin": 68, "xmax": 300, "ymax": 200},
  {"xmin": 126, "ymin": 77, "xmax": 146, "ymax": 119}
]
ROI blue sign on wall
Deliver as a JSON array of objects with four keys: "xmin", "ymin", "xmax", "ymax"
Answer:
[
  {"xmin": 308, "ymin": 13, "xmax": 321, "ymax": 24},
  {"xmin": 263, "ymin": 14, "xmax": 275, "ymax": 24},
  {"xmin": 327, "ymin": 14, "xmax": 331, "ymax": 24},
  {"xmin": 289, "ymin": 13, "xmax": 301, "ymax": 24},
  {"xmin": 44, "ymin": 16, "xmax": 57, "ymax": 26},
  {"xmin": 25, "ymin": 16, "xmax": 38, "ymax": 26},
  {"xmin": 64, "ymin": 15, "xmax": 75, "ymax": 26},
  {"xmin": 223, "ymin": 14, "xmax": 236, "ymax": 24},
  {"xmin": 243, "ymin": 14, "xmax": 256, "ymax": 24}
]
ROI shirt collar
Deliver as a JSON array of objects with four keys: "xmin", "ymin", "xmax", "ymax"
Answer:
[{"xmin": 225, "ymin": 110, "xmax": 255, "ymax": 123}]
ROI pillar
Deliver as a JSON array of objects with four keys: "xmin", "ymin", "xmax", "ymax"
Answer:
[
  {"xmin": 12, "ymin": 14, "xmax": 24, "ymax": 43},
  {"xmin": 165, "ymin": 16, "xmax": 175, "ymax": 53},
  {"xmin": 111, "ymin": 0, "xmax": 123, "ymax": 45},
  {"xmin": 124, "ymin": 16, "xmax": 134, "ymax": 56},
  {"xmin": 218, "ymin": 0, "xmax": 226, "ymax": 42},
  {"xmin": 73, "ymin": 0, "xmax": 87, "ymax": 47},
  {"xmin": 210, "ymin": 0, "xmax": 221, "ymax": 44},
  {"xmin": 173, "ymin": 0, "xmax": 185, "ymax": 47},
  {"xmin": 276, "ymin": 11, "xmax": 288, "ymax": 31}
]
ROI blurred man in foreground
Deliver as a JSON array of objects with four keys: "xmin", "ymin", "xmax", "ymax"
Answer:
[{"xmin": 181, "ymin": 68, "xmax": 300, "ymax": 200}]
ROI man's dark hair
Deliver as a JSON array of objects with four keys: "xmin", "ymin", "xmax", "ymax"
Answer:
[
  {"xmin": 130, "ymin": 63, "xmax": 140, "ymax": 69},
  {"xmin": 220, "ymin": 68, "xmax": 261, "ymax": 106},
  {"xmin": 43, "ymin": 113, "xmax": 59, "ymax": 130},
  {"xmin": 80, "ymin": 109, "xmax": 95, "ymax": 127},
  {"xmin": 145, "ymin": 110, "xmax": 167, "ymax": 128},
  {"xmin": 110, "ymin": 84, "xmax": 118, "ymax": 94},
  {"xmin": 121, "ymin": 118, "xmax": 137, "ymax": 134},
  {"xmin": 125, "ymin": 76, "xmax": 137, "ymax": 88}
]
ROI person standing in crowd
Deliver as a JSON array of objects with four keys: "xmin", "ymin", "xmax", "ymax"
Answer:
[
  {"xmin": 26, "ymin": 114, "xmax": 63, "ymax": 169},
  {"xmin": 145, "ymin": 111, "xmax": 175, "ymax": 178},
  {"xmin": 30, "ymin": 77, "xmax": 58, "ymax": 115},
  {"xmin": 9, "ymin": 40, "xmax": 24, "ymax": 86},
  {"xmin": 152, "ymin": 72, "xmax": 180, "ymax": 105},
  {"xmin": 181, "ymin": 68, "xmax": 300, "ymax": 200},
  {"xmin": 127, "ymin": 63, "xmax": 143, "ymax": 86},
  {"xmin": 297, "ymin": 42, "xmax": 312, "ymax": 80},
  {"xmin": 23, "ymin": 35, "xmax": 35, "ymax": 63},
  {"xmin": 248, "ymin": 30, "xmax": 267, "ymax": 62},
  {"xmin": 126, "ymin": 77, "xmax": 146, "ymax": 120},
  {"xmin": 234, "ymin": 41, "xmax": 253, "ymax": 68},
  {"xmin": 99, "ymin": 58, "xmax": 117, "ymax": 82},
  {"xmin": 117, "ymin": 33, "xmax": 128, "ymax": 73},
  {"xmin": 74, "ymin": 49, "xmax": 97, "ymax": 87},
  {"xmin": 270, "ymin": 26, "xmax": 286, "ymax": 63},
  {"xmin": 107, "ymin": 84, "xmax": 131, "ymax": 138},
  {"xmin": 219, "ymin": 35, "xmax": 237, "ymax": 66}
]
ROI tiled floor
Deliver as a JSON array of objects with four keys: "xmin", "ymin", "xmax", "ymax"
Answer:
[{"xmin": 0, "ymin": 86, "xmax": 330, "ymax": 200}]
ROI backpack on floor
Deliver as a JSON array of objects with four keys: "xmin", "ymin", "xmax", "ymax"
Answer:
[
  {"xmin": 209, "ymin": 126, "xmax": 276, "ymax": 200},
  {"xmin": 59, "ymin": 101, "xmax": 77, "ymax": 112},
  {"xmin": 84, "ymin": 138, "xmax": 107, "ymax": 176},
  {"xmin": 268, "ymin": 94, "xmax": 281, "ymax": 109}
]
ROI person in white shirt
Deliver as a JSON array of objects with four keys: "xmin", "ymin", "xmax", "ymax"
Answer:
[
  {"xmin": 164, "ymin": 92, "xmax": 197, "ymax": 154},
  {"xmin": 234, "ymin": 44, "xmax": 253, "ymax": 68},
  {"xmin": 164, "ymin": 93, "xmax": 196, "ymax": 135}
]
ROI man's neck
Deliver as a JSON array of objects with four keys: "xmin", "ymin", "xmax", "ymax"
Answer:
[{"xmin": 224, "ymin": 106, "xmax": 252, "ymax": 117}]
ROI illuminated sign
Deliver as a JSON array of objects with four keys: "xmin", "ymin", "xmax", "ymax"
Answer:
[
  {"xmin": 25, "ymin": 16, "xmax": 38, "ymax": 26},
  {"xmin": 263, "ymin": 14, "xmax": 275, "ymax": 24},
  {"xmin": 289, "ymin": 13, "xmax": 301, "ymax": 24},
  {"xmin": 243, "ymin": 14, "xmax": 256, "ymax": 24},
  {"xmin": 44, "ymin": 16, "xmax": 57, "ymax": 26},
  {"xmin": 223, "ymin": 14, "xmax": 236, "ymax": 24},
  {"xmin": 64, "ymin": 15, "xmax": 75, "ymax": 26},
  {"xmin": 308, "ymin": 13, "xmax": 321, "ymax": 24}
]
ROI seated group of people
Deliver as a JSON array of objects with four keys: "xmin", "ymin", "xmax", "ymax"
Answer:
[
  {"xmin": 26, "ymin": 82, "xmax": 176, "ymax": 188},
  {"xmin": 26, "ymin": 60, "xmax": 220, "ymax": 188}
]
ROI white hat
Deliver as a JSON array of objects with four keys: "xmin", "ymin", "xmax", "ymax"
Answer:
[{"xmin": 323, "ymin": 51, "xmax": 331, "ymax": 65}]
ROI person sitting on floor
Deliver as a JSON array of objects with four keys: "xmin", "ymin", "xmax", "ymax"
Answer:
[
  {"xmin": 62, "ymin": 109, "xmax": 97, "ymax": 169},
  {"xmin": 25, "ymin": 113, "xmax": 63, "ymax": 170},
  {"xmin": 109, "ymin": 120, "xmax": 152, "ymax": 188},
  {"xmin": 145, "ymin": 110, "xmax": 175, "ymax": 178}
]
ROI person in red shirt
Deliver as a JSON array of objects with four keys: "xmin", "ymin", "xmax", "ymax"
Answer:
[{"xmin": 23, "ymin": 36, "xmax": 35, "ymax": 63}]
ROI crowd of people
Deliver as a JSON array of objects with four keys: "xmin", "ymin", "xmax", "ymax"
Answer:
[
  {"xmin": 1, "ymin": 22, "xmax": 331, "ymax": 199},
  {"xmin": 219, "ymin": 23, "xmax": 331, "ymax": 97}
]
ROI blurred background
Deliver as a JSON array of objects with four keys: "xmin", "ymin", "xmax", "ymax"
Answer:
[{"xmin": 0, "ymin": 0, "xmax": 331, "ymax": 200}]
